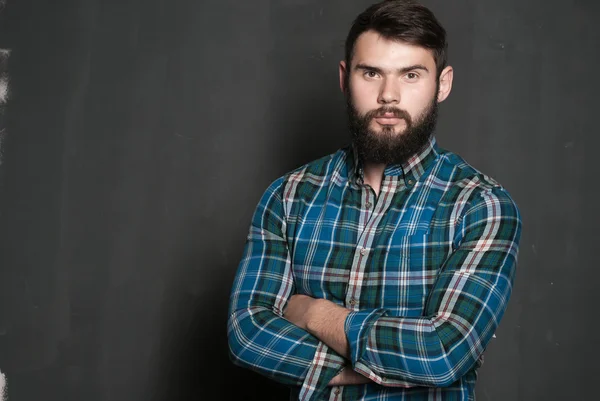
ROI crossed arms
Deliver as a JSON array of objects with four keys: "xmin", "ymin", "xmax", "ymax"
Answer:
[
  {"xmin": 227, "ymin": 177, "xmax": 521, "ymax": 399},
  {"xmin": 282, "ymin": 294, "xmax": 368, "ymax": 386}
]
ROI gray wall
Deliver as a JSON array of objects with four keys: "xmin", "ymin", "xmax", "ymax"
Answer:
[{"xmin": 0, "ymin": 0, "xmax": 598, "ymax": 400}]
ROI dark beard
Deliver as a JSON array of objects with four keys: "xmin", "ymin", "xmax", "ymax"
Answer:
[{"xmin": 346, "ymin": 92, "xmax": 438, "ymax": 166}]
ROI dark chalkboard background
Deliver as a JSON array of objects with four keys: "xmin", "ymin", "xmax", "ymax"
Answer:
[{"xmin": 0, "ymin": 0, "xmax": 598, "ymax": 400}]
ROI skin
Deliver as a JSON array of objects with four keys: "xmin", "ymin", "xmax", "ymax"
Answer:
[
  {"xmin": 283, "ymin": 31, "xmax": 454, "ymax": 386},
  {"xmin": 283, "ymin": 295, "xmax": 360, "ymax": 385}
]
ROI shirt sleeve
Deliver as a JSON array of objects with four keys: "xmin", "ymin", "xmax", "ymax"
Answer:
[
  {"xmin": 227, "ymin": 177, "xmax": 344, "ymax": 400},
  {"xmin": 344, "ymin": 186, "xmax": 522, "ymax": 387}
]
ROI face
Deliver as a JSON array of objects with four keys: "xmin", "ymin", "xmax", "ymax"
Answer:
[{"xmin": 340, "ymin": 31, "xmax": 453, "ymax": 165}]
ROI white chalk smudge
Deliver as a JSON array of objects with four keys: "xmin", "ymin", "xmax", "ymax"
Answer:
[
  {"xmin": 0, "ymin": 370, "xmax": 7, "ymax": 401},
  {"xmin": 0, "ymin": 48, "xmax": 9, "ymax": 166},
  {"xmin": 0, "ymin": 49, "xmax": 10, "ymax": 105},
  {"xmin": 0, "ymin": 78, "xmax": 8, "ymax": 105}
]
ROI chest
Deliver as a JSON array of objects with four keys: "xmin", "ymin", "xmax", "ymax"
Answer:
[{"xmin": 286, "ymin": 180, "xmax": 454, "ymax": 316}]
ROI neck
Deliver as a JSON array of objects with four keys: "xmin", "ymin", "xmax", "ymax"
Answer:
[{"xmin": 362, "ymin": 162, "xmax": 386, "ymax": 197}]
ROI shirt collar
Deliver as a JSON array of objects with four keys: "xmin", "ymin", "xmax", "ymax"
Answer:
[{"xmin": 347, "ymin": 136, "xmax": 439, "ymax": 187}]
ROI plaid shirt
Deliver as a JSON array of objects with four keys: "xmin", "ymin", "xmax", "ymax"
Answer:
[{"xmin": 228, "ymin": 137, "xmax": 521, "ymax": 400}]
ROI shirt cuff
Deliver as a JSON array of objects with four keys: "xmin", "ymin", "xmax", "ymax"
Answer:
[
  {"xmin": 344, "ymin": 308, "xmax": 387, "ymax": 366},
  {"xmin": 298, "ymin": 342, "xmax": 345, "ymax": 400}
]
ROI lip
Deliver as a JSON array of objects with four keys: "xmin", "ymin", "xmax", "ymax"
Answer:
[{"xmin": 374, "ymin": 116, "xmax": 402, "ymax": 124}]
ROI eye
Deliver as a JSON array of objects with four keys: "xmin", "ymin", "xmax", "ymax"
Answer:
[
  {"xmin": 405, "ymin": 72, "xmax": 419, "ymax": 81},
  {"xmin": 364, "ymin": 70, "xmax": 380, "ymax": 79}
]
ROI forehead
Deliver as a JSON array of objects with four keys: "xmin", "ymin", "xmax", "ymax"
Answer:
[{"xmin": 352, "ymin": 30, "xmax": 436, "ymax": 70}]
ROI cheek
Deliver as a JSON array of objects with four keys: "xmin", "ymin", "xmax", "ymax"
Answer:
[
  {"xmin": 402, "ymin": 87, "xmax": 435, "ymax": 118},
  {"xmin": 350, "ymin": 81, "xmax": 380, "ymax": 111}
]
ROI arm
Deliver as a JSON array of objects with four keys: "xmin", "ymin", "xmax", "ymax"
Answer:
[
  {"xmin": 284, "ymin": 294, "xmax": 350, "ymax": 359},
  {"xmin": 227, "ymin": 177, "xmax": 345, "ymax": 397},
  {"xmin": 291, "ymin": 187, "xmax": 521, "ymax": 387},
  {"xmin": 284, "ymin": 294, "xmax": 370, "ymax": 386}
]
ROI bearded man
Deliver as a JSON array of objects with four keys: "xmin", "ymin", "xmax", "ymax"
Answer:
[{"xmin": 228, "ymin": 1, "xmax": 521, "ymax": 400}]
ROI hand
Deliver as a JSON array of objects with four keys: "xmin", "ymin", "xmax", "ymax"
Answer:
[
  {"xmin": 328, "ymin": 367, "xmax": 372, "ymax": 386},
  {"xmin": 283, "ymin": 294, "xmax": 316, "ymax": 331}
]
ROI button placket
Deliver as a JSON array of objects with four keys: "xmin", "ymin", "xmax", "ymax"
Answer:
[
  {"xmin": 330, "ymin": 386, "xmax": 343, "ymax": 400},
  {"xmin": 365, "ymin": 187, "xmax": 374, "ymax": 210},
  {"xmin": 346, "ymin": 176, "xmax": 397, "ymax": 315}
]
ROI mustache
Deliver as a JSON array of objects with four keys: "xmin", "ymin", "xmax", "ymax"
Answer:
[{"xmin": 364, "ymin": 107, "xmax": 412, "ymax": 123}]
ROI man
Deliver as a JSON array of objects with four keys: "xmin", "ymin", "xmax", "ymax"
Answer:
[{"xmin": 227, "ymin": 1, "xmax": 521, "ymax": 400}]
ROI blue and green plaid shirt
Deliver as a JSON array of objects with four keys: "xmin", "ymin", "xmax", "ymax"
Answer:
[{"xmin": 228, "ymin": 137, "xmax": 521, "ymax": 400}]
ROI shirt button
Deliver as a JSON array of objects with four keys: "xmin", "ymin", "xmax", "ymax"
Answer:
[
  {"xmin": 407, "ymin": 179, "xmax": 414, "ymax": 185},
  {"xmin": 381, "ymin": 377, "xmax": 387, "ymax": 382},
  {"xmin": 365, "ymin": 202, "xmax": 372, "ymax": 209},
  {"xmin": 349, "ymin": 298, "xmax": 357, "ymax": 306},
  {"xmin": 360, "ymin": 248, "xmax": 367, "ymax": 256},
  {"xmin": 334, "ymin": 388, "xmax": 341, "ymax": 395}
]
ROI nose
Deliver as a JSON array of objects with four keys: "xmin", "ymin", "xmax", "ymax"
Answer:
[{"xmin": 378, "ymin": 77, "xmax": 400, "ymax": 105}]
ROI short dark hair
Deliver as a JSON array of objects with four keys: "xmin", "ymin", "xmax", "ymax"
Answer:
[{"xmin": 345, "ymin": 0, "xmax": 448, "ymax": 77}]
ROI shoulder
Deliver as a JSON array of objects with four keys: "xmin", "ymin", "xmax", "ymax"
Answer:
[
  {"xmin": 256, "ymin": 147, "xmax": 350, "ymax": 205},
  {"xmin": 283, "ymin": 147, "xmax": 350, "ymax": 182},
  {"xmin": 272, "ymin": 147, "xmax": 351, "ymax": 198},
  {"xmin": 435, "ymin": 147, "xmax": 521, "ymax": 220}
]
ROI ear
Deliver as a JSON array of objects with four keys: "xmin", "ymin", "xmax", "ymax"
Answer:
[
  {"xmin": 437, "ymin": 65, "xmax": 454, "ymax": 103},
  {"xmin": 339, "ymin": 60, "xmax": 348, "ymax": 93}
]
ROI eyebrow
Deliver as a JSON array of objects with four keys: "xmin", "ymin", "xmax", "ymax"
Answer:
[{"xmin": 354, "ymin": 63, "xmax": 430, "ymax": 75}]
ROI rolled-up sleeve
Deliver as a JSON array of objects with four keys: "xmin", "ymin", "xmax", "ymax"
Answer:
[{"xmin": 344, "ymin": 187, "xmax": 521, "ymax": 387}]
